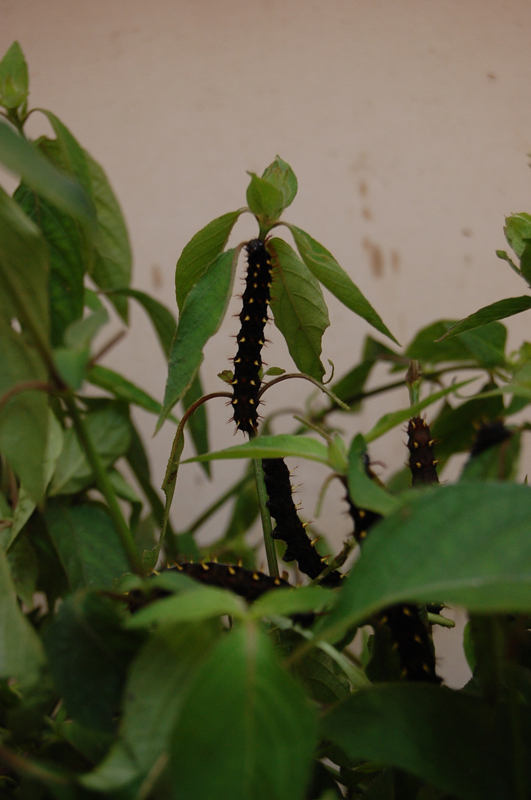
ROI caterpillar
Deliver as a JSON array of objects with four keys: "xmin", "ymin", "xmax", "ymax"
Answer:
[
  {"xmin": 263, "ymin": 458, "xmax": 342, "ymax": 588},
  {"xmin": 230, "ymin": 239, "xmax": 273, "ymax": 435},
  {"xmin": 170, "ymin": 560, "xmax": 290, "ymax": 602},
  {"xmin": 407, "ymin": 417, "xmax": 439, "ymax": 486},
  {"xmin": 469, "ymin": 420, "xmax": 512, "ymax": 457},
  {"xmin": 344, "ymin": 452, "xmax": 440, "ymax": 683}
]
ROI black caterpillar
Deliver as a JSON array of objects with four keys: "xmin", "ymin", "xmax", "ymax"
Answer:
[
  {"xmin": 407, "ymin": 417, "xmax": 439, "ymax": 486},
  {"xmin": 344, "ymin": 452, "xmax": 440, "ymax": 683},
  {"xmin": 172, "ymin": 560, "xmax": 290, "ymax": 603},
  {"xmin": 231, "ymin": 239, "xmax": 273, "ymax": 435},
  {"xmin": 469, "ymin": 420, "xmax": 512, "ymax": 457},
  {"xmin": 263, "ymin": 458, "xmax": 342, "ymax": 588}
]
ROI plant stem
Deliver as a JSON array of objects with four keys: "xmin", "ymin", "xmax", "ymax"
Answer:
[
  {"xmin": 186, "ymin": 473, "xmax": 253, "ymax": 535},
  {"xmin": 64, "ymin": 395, "xmax": 144, "ymax": 575},
  {"xmin": 252, "ymin": 457, "xmax": 279, "ymax": 578}
]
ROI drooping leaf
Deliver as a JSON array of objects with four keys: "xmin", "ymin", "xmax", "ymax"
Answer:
[
  {"xmin": 158, "ymin": 248, "xmax": 238, "ymax": 431},
  {"xmin": 289, "ymin": 224, "xmax": 398, "ymax": 344},
  {"xmin": 322, "ymin": 683, "xmax": 531, "ymax": 800},
  {"xmin": 261, "ymin": 155, "xmax": 298, "ymax": 210},
  {"xmin": 249, "ymin": 585, "xmax": 334, "ymax": 620},
  {"xmin": 87, "ymin": 364, "xmax": 178, "ymax": 422},
  {"xmin": 405, "ymin": 320, "xmax": 477, "ymax": 364},
  {"xmin": 321, "ymin": 482, "xmax": 531, "ymax": 641},
  {"xmin": 127, "ymin": 584, "xmax": 247, "ymax": 628},
  {"xmin": 84, "ymin": 149, "xmax": 132, "ymax": 322},
  {"xmin": 44, "ymin": 502, "xmax": 130, "ymax": 590},
  {"xmin": 0, "ymin": 321, "xmax": 49, "ymax": 502},
  {"xmin": 246, "ymin": 173, "xmax": 285, "ymax": 221},
  {"xmin": 107, "ymin": 287, "xmax": 176, "ymax": 357},
  {"xmin": 0, "ymin": 41, "xmax": 28, "ymax": 109},
  {"xmin": 0, "ymin": 122, "xmax": 94, "ymax": 227},
  {"xmin": 169, "ymin": 622, "xmax": 318, "ymax": 800},
  {"xmin": 49, "ymin": 402, "xmax": 131, "ymax": 496},
  {"xmin": 437, "ymin": 297, "xmax": 531, "ymax": 341},
  {"xmin": 184, "ymin": 434, "xmax": 329, "ymax": 466},
  {"xmin": 269, "ymin": 237, "xmax": 329, "ymax": 380},
  {"xmin": 175, "ymin": 210, "xmax": 244, "ymax": 310},
  {"xmin": 504, "ymin": 212, "xmax": 531, "ymax": 258},
  {"xmin": 38, "ymin": 111, "xmax": 94, "ymax": 199},
  {"xmin": 0, "ymin": 545, "xmax": 45, "ymax": 679}
]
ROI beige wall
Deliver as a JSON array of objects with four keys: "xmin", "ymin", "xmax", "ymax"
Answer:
[{"xmin": 3, "ymin": 0, "xmax": 531, "ymax": 685}]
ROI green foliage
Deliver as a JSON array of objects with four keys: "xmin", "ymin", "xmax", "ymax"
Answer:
[{"xmin": 2, "ymin": 40, "xmax": 531, "ymax": 800}]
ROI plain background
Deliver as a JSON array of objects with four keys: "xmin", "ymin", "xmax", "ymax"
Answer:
[{"xmin": 3, "ymin": 0, "xmax": 531, "ymax": 686}]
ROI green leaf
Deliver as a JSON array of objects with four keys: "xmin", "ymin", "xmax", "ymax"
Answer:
[
  {"xmin": 249, "ymin": 586, "xmax": 334, "ymax": 620},
  {"xmin": 322, "ymin": 684, "xmax": 530, "ymax": 800},
  {"xmin": 175, "ymin": 210, "xmax": 244, "ymax": 311},
  {"xmin": 437, "ymin": 297, "xmax": 531, "ymax": 340},
  {"xmin": 347, "ymin": 435, "xmax": 400, "ymax": 515},
  {"xmin": 49, "ymin": 402, "xmax": 131, "ymax": 496},
  {"xmin": 504, "ymin": 212, "xmax": 531, "ymax": 258},
  {"xmin": 289, "ymin": 225, "xmax": 398, "ymax": 344},
  {"xmin": 460, "ymin": 431, "xmax": 521, "ymax": 483},
  {"xmin": 365, "ymin": 380, "xmax": 473, "ymax": 443},
  {"xmin": 170, "ymin": 622, "xmax": 318, "ymax": 800},
  {"xmin": 269, "ymin": 237, "xmax": 329, "ymax": 380},
  {"xmin": 108, "ymin": 287, "xmax": 176, "ymax": 357},
  {"xmin": 294, "ymin": 646, "xmax": 351, "ymax": 705},
  {"xmin": 84, "ymin": 149, "xmax": 132, "ymax": 322},
  {"xmin": 184, "ymin": 433, "xmax": 329, "ymax": 465},
  {"xmin": 87, "ymin": 364, "xmax": 178, "ymax": 422},
  {"xmin": 44, "ymin": 503, "xmax": 130, "ymax": 590},
  {"xmin": 158, "ymin": 248, "xmax": 238, "ymax": 431},
  {"xmin": 52, "ymin": 308, "xmax": 109, "ymax": 389},
  {"xmin": 0, "ymin": 185, "xmax": 50, "ymax": 356},
  {"xmin": 44, "ymin": 592, "xmax": 144, "ymax": 732},
  {"xmin": 127, "ymin": 585, "xmax": 247, "ymax": 628},
  {"xmin": 246, "ymin": 172, "xmax": 285, "ymax": 221},
  {"xmin": 81, "ymin": 622, "xmax": 220, "ymax": 792},
  {"xmin": 430, "ymin": 387, "xmax": 505, "ymax": 460},
  {"xmin": 182, "ymin": 369, "xmax": 210, "ymax": 475},
  {"xmin": 459, "ymin": 322, "xmax": 507, "ymax": 369},
  {"xmin": 0, "ymin": 322, "xmax": 49, "ymax": 502},
  {"xmin": 405, "ymin": 320, "xmax": 475, "ymax": 364},
  {"xmin": 0, "ymin": 41, "xmax": 28, "ymax": 109},
  {"xmin": 7, "ymin": 532, "xmax": 38, "ymax": 607},
  {"xmin": 520, "ymin": 240, "xmax": 531, "ymax": 288},
  {"xmin": 0, "ymin": 123, "xmax": 94, "ymax": 227},
  {"xmin": 261, "ymin": 155, "xmax": 298, "ymax": 210},
  {"xmin": 322, "ymin": 483, "xmax": 531, "ymax": 640},
  {"xmin": 2, "ymin": 410, "xmax": 63, "ymax": 552},
  {"xmin": 38, "ymin": 111, "xmax": 94, "ymax": 199},
  {"xmin": 0, "ymin": 545, "xmax": 45, "ymax": 679}
]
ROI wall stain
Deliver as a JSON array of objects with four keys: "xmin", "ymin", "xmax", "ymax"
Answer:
[
  {"xmin": 151, "ymin": 264, "xmax": 163, "ymax": 289},
  {"xmin": 391, "ymin": 250, "xmax": 400, "ymax": 273},
  {"xmin": 363, "ymin": 237, "xmax": 384, "ymax": 278}
]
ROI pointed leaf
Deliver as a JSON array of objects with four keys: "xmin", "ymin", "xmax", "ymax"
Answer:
[
  {"xmin": 127, "ymin": 585, "xmax": 246, "ymax": 628},
  {"xmin": 184, "ymin": 434, "xmax": 329, "ymax": 465},
  {"xmin": 504, "ymin": 212, "xmax": 531, "ymax": 258},
  {"xmin": 322, "ymin": 684, "xmax": 529, "ymax": 800},
  {"xmin": 289, "ymin": 224, "xmax": 398, "ymax": 344},
  {"xmin": 158, "ymin": 248, "xmax": 237, "ymax": 430},
  {"xmin": 175, "ymin": 210, "xmax": 244, "ymax": 310},
  {"xmin": 87, "ymin": 364, "xmax": 178, "ymax": 422},
  {"xmin": 437, "ymin": 297, "xmax": 531, "ymax": 340},
  {"xmin": 269, "ymin": 237, "xmax": 329, "ymax": 380},
  {"xmin": 322, "ymin": 483, "xmax": 531, "ymax": 641},
  {"xmin": 261, "ymin": 155, "xmax": 298, "ymax": 210},
  {"xmin": 170, "ymin": 623, "xmax": 318, "ymax": 800},
  {"xmin": 0, "ymin": 41, "xmax": 28, "ymax": 109}
]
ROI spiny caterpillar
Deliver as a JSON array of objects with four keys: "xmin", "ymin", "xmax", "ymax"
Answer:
[
  {"xmin": 407, "ymin": 417, "xmax": 439, "ymax": 486},
  {"xmin": 231, "ymin": 239, "xmax": 273, "ymax": 434},
  {"xmin": 344, "ymin": 452, "xmax": 440, "ymax": 683},
  {"xmin": 263, "ymin": 458, "xmax": 342, "ymax": 588},
  {"xmin": 171, "ymin": 560, "xmax": 290, "ymax": 602}
]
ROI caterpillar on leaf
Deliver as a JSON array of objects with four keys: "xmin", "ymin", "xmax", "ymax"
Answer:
[
  {"xmin": 407, "ymin": 417, "xmax": 439, "ymax": 486},
  {"xmin": 230, "ymin": 239, "xmax": 273, "ymax": 435}
]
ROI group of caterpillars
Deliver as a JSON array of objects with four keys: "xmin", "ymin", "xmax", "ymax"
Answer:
[{"xmin": 157, "ymin": 239, "xmax": 510, "ymax": 684}]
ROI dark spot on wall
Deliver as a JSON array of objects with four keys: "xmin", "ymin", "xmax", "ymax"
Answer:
[
  {"xmin": 462, "ymin": 228, "xmax": 472, "ymax": 237},
  {"xmin": 391, "ymin": 250, "xmax": 400, "ymax": 273},
  {"xmin": 487, "ymin": 72, "xmax": 497, "ymax": 80},
  {"xmin": 362, "ymin": 206, "xmax": 372, "ymax": 220},
  {"xmin": 363, "ymin": 237, "xmax": 384, "ymax": 278},
  {"xmin": 151, "ymin": 264, "xmax": 163, "ymax": 289},
  {"xmin": 358, "ymin": 179, "xmax": 368, "ymax": 197}
]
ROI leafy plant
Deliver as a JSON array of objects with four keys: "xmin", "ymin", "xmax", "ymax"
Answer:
[{"xmin": 1, "ymin": 41, "xmax": 531, "ymax": 800}]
